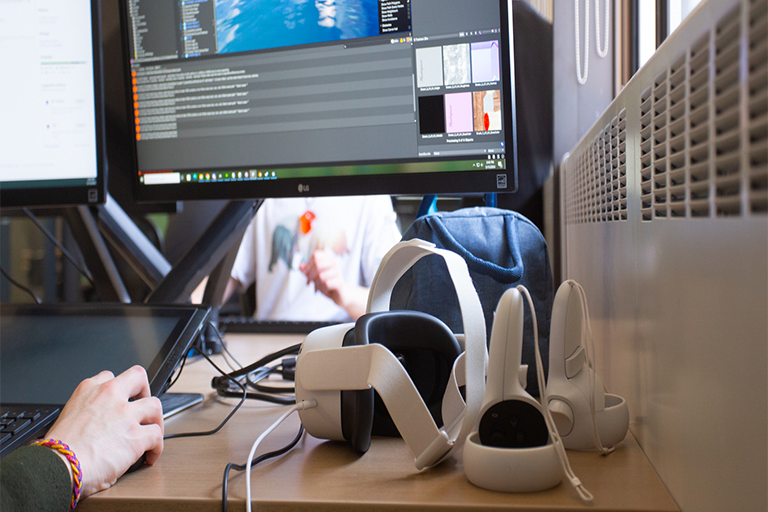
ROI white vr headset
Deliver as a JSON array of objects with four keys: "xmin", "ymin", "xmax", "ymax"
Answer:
[{"xmin": 294, "ymin": 239, "xmax": 488, "ymax": 469}]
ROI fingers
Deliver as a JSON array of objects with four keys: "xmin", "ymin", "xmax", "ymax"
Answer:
[
  {"xmin": 142, "ymin": 424, "xmax": 164, "ymax": 466},
  {"xmin": 303, "ymin": 251, "xmax": 341, "ymax": 287},
  {"xmin": 133, "ymin": 396, "xmax": 164, "ymax": 465},
  {"xmin": 89, "ymin": 370, "xmax": 116, "ymax": 386},
  {"xmin": 300, "ymin": 255, "xmax": 318, "ymax": 282},
  {"xmin": 113, "ymin": 365, "xmax": 152, "ymax": 401},
  {"xmin": 135, "ymin": 396, "xmax": 164, "ymax": 433}
]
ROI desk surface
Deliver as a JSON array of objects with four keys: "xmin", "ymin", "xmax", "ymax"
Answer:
[{"xmin": 79, "ymin": 334, "xmax": 679, "ymax": 512}]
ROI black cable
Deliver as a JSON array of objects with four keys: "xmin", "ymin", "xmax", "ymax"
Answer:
[
  {"xmin": 224, "ymin": 343, "xmax": 302, "ymax": 380},
  {"xmin": 163, "ymin": 350, "xmax": 247, "ymax": 440},
  {"xmin": 22, "ymin": 207, "xmax": 96, "ymax": 288},
  {"xmin": 0, "ymin": 266, "xmax": 42, "ymax": 304},
  {"xmin": 215, "ymin": 389, "xmax": 295, "ymax": 405},
  {"xmin": 244, "ymin": 366, "xmax": 278, "ymax": 390},
  {"xmin": 213, "ymin": 365, "xmax": 294, "ymax": 405},
  {"xmin": 210, "ymin": 322, "xmax": 243, "ymax": 370},
  {"xmin": 220, "ymin": 348, "xmax": 240, "ymax": 373},
  {"xmin": 208, "ymin": 326, "xmax": 299, "ymax": 403},
  {"xmin": 165, "ymin": 352, "xmax": 188, "ymax": 391},
  {"xmin": 245, "ymin": 366, "xmax": 295, "ymax": 394},
  {"xmin": 221, "ymin": 424, "xmax": 304, "ymax": 512}
]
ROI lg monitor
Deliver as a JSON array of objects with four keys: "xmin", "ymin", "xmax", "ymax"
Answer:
[
  {"xmin": 0, "ymin": 0, "xmax": 107, "ymax": 209},
  {"xmin": 122, "ymin": 0, "xmax": 518, "ymax": 202}
]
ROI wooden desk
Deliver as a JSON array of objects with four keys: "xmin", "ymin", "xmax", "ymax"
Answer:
[{"xmin": 79, "ymin": 334, "xmax": 678, "ymax": 512}]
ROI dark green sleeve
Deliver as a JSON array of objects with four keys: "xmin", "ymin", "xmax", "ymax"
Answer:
[{"xmin": 0, "ymin": 445, "xmax": 72, "ymax": 512}]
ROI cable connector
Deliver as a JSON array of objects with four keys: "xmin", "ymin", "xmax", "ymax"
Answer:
[
  {"xmin": 281, "ymin": 357, "xmax": 296, "ymax": 381},
  {"xmin": 211, "ymin": 376, "xmax": 231, "ymax": 389},
  {"xmin": 296, "ymin": 399, "xmax": 317, "ymax": 411}
]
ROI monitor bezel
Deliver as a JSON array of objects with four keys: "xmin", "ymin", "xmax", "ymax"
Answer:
[
  {"xmin": 121, "ymin": 0, "xmax": 519, "ymax": 203},
  {"xmin": 0, "ymin": 0, "xmax": 108, "ymax": 210}
]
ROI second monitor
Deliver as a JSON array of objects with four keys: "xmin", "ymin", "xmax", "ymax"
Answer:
[{"xmin": 122, "ymin": 0, "xmax": 518, "ymax": 201}]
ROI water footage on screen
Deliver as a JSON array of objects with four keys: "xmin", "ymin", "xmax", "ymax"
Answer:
[{"xmin": 216, "ymin": 0, "xmax": 382, "ymax": 54}]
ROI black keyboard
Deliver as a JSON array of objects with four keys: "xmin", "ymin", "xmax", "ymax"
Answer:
[
  {"xmin": 218, "ymin": 317, "xmax": 340, "ymax": 334},
  {"xmin": 0, "ymin": 405, "xmax": 60, "ymax": 458}
]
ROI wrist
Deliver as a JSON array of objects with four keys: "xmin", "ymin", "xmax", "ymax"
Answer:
[
  {"xmin": 338, "ymin": 285, "xmax": 369, "ymax": 319},
  {"xmin": 52, "ymin": 449, "xmax": 75, "ymax": 488},
  {"xmin": 33, "ymin": 439, "xmax": 82, "ymax": 510}
]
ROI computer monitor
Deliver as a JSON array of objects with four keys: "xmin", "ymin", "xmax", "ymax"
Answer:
[
  {"xmin": 122, "ymin": 0, "xmax": 518, "ymax": 202},
  {"xmin": 0, "ymin": 0, "xmax": 107, "ymax": 209}
]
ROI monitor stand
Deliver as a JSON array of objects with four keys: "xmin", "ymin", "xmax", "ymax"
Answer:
[
  {"xmin": 66, "ymin": 196, "xmax": 262, "ymax": 352},
  {"xmin": 145, "ymin": 199, "xmax": 263, "ymax": 354}
]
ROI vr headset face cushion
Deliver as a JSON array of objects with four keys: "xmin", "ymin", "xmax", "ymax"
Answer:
[{"xmin": 340, "ymin": 311, "xmax": 462, "ymax": 451}]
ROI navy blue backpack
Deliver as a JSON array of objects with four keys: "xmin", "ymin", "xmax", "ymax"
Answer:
[{"xmin": 391, "ymin": 207, "xmax": 554, "ymax": 396}]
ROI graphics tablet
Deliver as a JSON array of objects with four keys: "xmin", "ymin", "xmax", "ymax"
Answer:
[{"xmin": 0, "ymin": 303, "xmax": 209, "ymax": 456}]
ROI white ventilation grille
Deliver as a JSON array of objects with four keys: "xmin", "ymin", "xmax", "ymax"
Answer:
[
  {"xmin": 566, "ymin": 0, "xmax": 768, "ymax": 224},
  {"xmin": 689, "ymin": 33, "xmax": 711, "ymax": 217},
  {"xmin": 566, "ymin": 109, "xmax": 627, "ymax": 224},
  {"xmin": 749, "ymin": 0, "xmax": 768, "ymax": 212},
  {"xmin": 714, "ymin": 6, "xmax": 742, "ymax": 216}
]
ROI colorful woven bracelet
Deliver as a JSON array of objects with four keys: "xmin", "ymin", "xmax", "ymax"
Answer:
[{"xmin": 32, "ymin": 438, "xmax": 82, "ymax": 510}]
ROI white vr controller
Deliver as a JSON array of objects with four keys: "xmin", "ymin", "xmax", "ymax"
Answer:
[
  {"xmin": 464, "ymin": 280, "xmax": 628, "ymax": 501},
  {"xmin": 546, "ymin": 281, "xmax": 629, "ymax": 452},
  {"xmin": 464, "ymin": 287, "xmax": 562, "ymax": 493}
]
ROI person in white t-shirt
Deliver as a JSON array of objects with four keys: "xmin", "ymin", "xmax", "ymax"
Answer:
[{"xmin": 224, "ymin": 195, "xmax": 402, "ymax": 322}]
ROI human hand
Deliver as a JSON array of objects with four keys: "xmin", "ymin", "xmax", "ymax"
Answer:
[
  {"xmin": 45, "ymin": 366, "xmax": 164, "ymax": 497},
  {"xmin": 299, "ymin": 250, "xmax": 368, "ymax": 319},
  {"xmin": 299, "ymin": 250, "xmax": 345, "ymax": 301}
]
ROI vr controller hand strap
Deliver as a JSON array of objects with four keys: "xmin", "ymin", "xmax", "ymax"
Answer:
[{"xmin": 366, "ymin": 240, "xmax": 487, "ymax": 454}]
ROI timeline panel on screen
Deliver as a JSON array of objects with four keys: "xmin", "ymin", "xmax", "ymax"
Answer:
[{"xmin": 124, "ymin": 0, "xmax": 516, "ymax": 200}]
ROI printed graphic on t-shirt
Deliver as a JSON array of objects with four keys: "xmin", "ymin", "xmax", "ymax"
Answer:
[{"xmin": 268, "ymin": 210, "xmax": 348, "ymax": 274}]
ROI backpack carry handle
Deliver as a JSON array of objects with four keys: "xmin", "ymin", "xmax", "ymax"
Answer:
[{"xmin": 426, "ymin": 214, "xmax": 524, "ymax": 284}]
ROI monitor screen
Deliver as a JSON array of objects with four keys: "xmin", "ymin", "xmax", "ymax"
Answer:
[
  {"xmin": 123, "ymin": 0, "xmax": 517, "ymax": 202},
  {"xmin": 0, "ymin": 0, "xmax": 107, "ymax": 209}
]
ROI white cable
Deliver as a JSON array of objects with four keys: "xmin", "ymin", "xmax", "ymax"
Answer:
[
  {"xmin": 594, "ymin": 0, "xmax": 610, "ymax": 58},
  {"xmin": 245, "ymin": 400, "xmax": 317, "ymax": 512},
  {"xmin": 575, "ymin": 0, "xmax": 611, "ymax": 85},
  {"xmin": 574, "ymin": 0, "xmax": 589, "ymax": 85},
  {"xmin": 517, "ymin": 285, "xmax": 594, "ymax": 505}
]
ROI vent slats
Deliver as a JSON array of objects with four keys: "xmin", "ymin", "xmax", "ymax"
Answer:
[
  {"xmin": 715, "ymin": 86, "xmax": 741, "ymax": 115},
  {"xmin": 565, "ymin": 0, "xmax": 767, "ymax": 226},
  {"xmin": 750, "ymin": 117, "xmax": 767, "ymax": 144},
  {"xmin": 751, "ymin": 139, "xmax": 768, "ymax": 168},
  {"xmin": 752, "ymin": 164, "xmax": 768, "ymax": 189},
  {"xmin": 567, "ymin": 108, "xmax": 628, "ymax": 224},
  {"xmin": 717, "ymin": 106, "xmax": 741, "ymax": 135},
  {"xmin": 750, "ymin": 0, "xmax": 767, "ymax": 22},
  {"xmin": 714, "ymin": 5, "xmax": 743, "ymax": 217},
  {"xmin": 670, "ymin": 168, "xmax": 687, "ymax": 186},
  {"xmin": 751, "ymin": 194, "xmax": 768, "ymax": 213},
  {"xmin": 748, "ymin": 66, "xmax": 768, "ymax": 98},
  {"xmin": 749, "ymin": 0, "xmax": 768, "ymax": 212},
  {"xmin": 749, "ymin": 40, "xmax": 768, "ymax": 72},
  {"xmin": 749, "ymin": 90, "xmax": 768, "ymax": 119}
]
